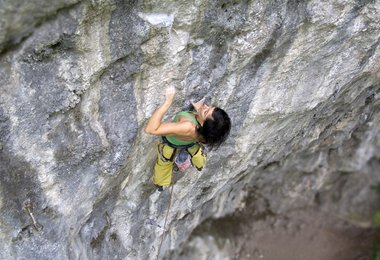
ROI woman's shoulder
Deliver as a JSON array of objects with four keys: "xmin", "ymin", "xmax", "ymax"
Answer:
[
  {"xmin": 176, "ymin": 119, "xmax": 196, "ymax": 131},
  {"xmin": 176, "ymin": 111, "xmax": 199, "ymax": 125}
]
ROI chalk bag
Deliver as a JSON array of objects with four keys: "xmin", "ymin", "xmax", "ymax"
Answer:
[{"xmin": 174, "ymin": 149, "xmax": 192, "ymax": 171}]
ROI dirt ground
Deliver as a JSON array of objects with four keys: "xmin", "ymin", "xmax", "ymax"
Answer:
[
  {"xmin": 184, "ymin": 198, "xmax": 379, "ymax": 260},
  {"xmin": 231, "ymin": 209, "xmax": 377, "ymax": 260}
]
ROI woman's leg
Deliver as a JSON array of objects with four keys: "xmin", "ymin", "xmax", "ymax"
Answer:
[
  {"xmin": 187, "ymin": 143, "xmax": 207, "ymax": 171},
  {"xmin": 153, "ymin": 142, "xmax": 176, "ymax": 187}
]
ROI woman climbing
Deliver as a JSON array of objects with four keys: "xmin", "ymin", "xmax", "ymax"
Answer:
[{"xmin": 144, "ymin": 86, "xmax": 231, "ymax": 191}]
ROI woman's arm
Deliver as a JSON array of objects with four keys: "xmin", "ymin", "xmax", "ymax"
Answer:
[
  {"xmin": 145, "ymin": 86, "xmax": 194, "ymax": 136},
  {"xmin": 144, "ymin": 86, "xmax": 175, "ymax": 134}
]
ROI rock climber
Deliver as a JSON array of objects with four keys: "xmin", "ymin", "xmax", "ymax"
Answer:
[{"xmin": 144, "ymin": 86, "xmax": 231, "ymax": 191}]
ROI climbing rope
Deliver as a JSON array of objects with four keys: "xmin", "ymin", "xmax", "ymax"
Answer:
[{"xmin": 156, "ymin": 175, "xmax": 175, "ymax": 260}]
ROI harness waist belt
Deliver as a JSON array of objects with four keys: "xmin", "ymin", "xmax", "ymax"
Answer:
[{"xmin": 162, "ymin": 136, "xmax": 196, "ymax": 149}]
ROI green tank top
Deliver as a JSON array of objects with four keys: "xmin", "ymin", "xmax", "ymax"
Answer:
[{"xmin": 165, "ymin": 111, "xmax": 199, "ymax": 146}]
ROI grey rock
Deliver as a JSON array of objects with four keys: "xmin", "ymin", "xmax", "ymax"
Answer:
[{"xmin": 0, "ymin": 0, "xmax": 379, "ymax": 259}]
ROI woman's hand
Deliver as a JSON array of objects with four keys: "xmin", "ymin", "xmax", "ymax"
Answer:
[
  {"xmin": 191, "ymin": 97, "xmax": 205, "ymax": 112},
  {"xmin": 165, "ymin": 86, "xmax": 176, "ymax": 105}
]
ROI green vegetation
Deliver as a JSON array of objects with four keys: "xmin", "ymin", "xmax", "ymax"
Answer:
[
  {"xmin": 372, "ymin": 184, "xmax": 380, "ymax": 260},
  {"xmin": 375, "ymin": 211, "xmax": 380, "ymax": 228}
]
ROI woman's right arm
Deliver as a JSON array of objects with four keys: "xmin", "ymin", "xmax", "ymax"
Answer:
[
  {"xmin": 144, "ymin": 86, "xmax": 194, "ymax": 137},
  {"xmin": 144, "ymin": 86, "xmax": 175, "ymax": 134}
]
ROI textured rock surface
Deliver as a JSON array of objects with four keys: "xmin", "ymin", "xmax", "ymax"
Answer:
[{"xmin": 0, "ymin": 0, "xmax": 379, "ymax": 259}]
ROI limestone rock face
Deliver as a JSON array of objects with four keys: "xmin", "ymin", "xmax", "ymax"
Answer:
[{"xmin": 0, "ymin": 0, "xmax": 379, "ymax": 259}]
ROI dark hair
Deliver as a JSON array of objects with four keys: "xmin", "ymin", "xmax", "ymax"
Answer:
[{"xmin": 196, "ymin": 107, "xmax": 231, "ymax": 146}]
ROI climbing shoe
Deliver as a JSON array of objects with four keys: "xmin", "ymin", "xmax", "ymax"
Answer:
[{"xmin": 155, "ymin": 184, "xmax": 163, "ymax": 192}]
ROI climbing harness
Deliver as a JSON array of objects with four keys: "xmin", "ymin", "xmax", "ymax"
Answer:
[
  {"xmin": 162, "ymin": 136, "xmax": 195, "ymax": 149},
  {"xmin": 153, "ymin": 139, "xmax": 207, "ymax": 187}
]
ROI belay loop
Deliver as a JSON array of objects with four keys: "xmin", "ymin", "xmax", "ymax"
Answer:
[{"xmin": 174, "ymin": 149, "xmax": 192, "ymax": 171}]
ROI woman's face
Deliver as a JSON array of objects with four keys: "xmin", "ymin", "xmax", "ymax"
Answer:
[{"xmin": 197, "ymin": 104, "xmax": 215, "ymax": 125}]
